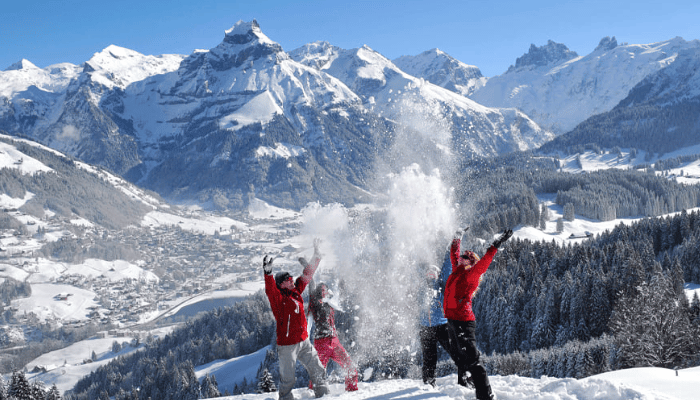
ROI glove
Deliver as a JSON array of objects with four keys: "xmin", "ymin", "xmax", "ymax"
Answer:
[
  {"xmin": 298, "ymin": 257, "xmax": 309, "ymax": 268},
  {"xmin": 453, "ymin": 226, "xmax": 469, "ymax": 239},
  {"xmin": 262, "ymin": 255, "xmax": 274, "ymax": 274},
  {"xmin": 492, "ymin": 229, "xmax": 513, "ymax": 249},
  {"xmin": 312, "ymin": 238, "xmax": 322, "ymax": 258}
]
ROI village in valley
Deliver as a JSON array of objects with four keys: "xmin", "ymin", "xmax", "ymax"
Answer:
[{"xmin": 0, "ymin": 203, "xmax": 303, "ymax": 348}]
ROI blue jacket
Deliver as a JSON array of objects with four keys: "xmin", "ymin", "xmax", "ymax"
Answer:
[{"xmin": 419, "ymin": 251, "xmax": 451, "ymax": 327}]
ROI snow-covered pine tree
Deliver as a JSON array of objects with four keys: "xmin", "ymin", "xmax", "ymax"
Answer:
[
  {"xmin": 609, "ymin": 273, "xmax": 695, "ymax": 368},
  {"xmin": 201, "ymin": 373, "xmax": 221, "ymax": 398},
  {"xmin": 257, "ymin": 368, "xmax": 277, "ymax": 393},
  {"xmin": 46, "ymin": 384, "xmax": 62, "ymax": 400},
  {"xmin": 8, "ymin": 371, "xmax": 32, "ymax": 400}
]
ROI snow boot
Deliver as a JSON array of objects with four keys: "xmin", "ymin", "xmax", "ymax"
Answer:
[
  {"xmin": 345, "ymin": 369, "xmax": 359, "ymax": 391},
  {"xmin": 457, "ymin": 371, "xmax": 474, "ymax": 388}
]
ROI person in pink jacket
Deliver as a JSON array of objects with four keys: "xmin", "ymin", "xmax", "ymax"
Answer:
[
  {"xmin": 305, "ymin": 275, "xmax": 359, "ymax": 392},
  {"xmin": 443, "ymin": 228, "xmax": 513, "ymax": 400},
  {"xmin": 263, "ymin": 239, "xmax": 330, "ymax": 400}
]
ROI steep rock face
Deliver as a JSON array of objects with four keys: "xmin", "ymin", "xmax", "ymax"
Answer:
[
  {"xmin": 507, "ymin": 40, "xmax": 579, "ymax": 73},
  {"xmin": 470, "ymin": 37, "xmax": 700, "ymax": 135}
]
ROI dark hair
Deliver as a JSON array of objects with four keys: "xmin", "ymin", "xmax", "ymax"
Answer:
[{"xmin": 275, "ymin": 272, "xmax": 292, "ymax": 287}]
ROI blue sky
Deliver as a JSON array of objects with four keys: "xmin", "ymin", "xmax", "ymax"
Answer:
[{"xmin": 3, "ymin": 0, "xmax": 699, "ymax": 77}]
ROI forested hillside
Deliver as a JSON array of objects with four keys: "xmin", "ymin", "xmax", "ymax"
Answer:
[
  {"xmin": 537, "ymin": 102, "xmax": 700, "ymax": 156},
  {"xmin": 0, "ymin": 135, "xmax": 152, "ymax": 230},
  {"xmin": 455, "ymin": 152, "xmax": 700, "ymax": 237}
]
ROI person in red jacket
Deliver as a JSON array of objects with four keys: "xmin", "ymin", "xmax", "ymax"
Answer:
[
  {"xmin": 263, "ymin": 239, "xmax": 330, "ymax": 400},
  {"xmin": 443, "ymin": 228, "xmax": 513, "ymax": 400}
]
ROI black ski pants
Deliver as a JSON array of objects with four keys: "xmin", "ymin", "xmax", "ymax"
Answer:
[
  {"xmin": 446, "ymin": 319, "xmax": 494, "ymax": 400},
  {"xmin": 419, "ymin": 324, "xmax": 463, "ymax": 386}
]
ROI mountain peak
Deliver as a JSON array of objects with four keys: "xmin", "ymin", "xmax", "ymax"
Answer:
[
  {"xmin": 223, "ymin": 19, "xmax": 274, "ymax": 46},
  {"xmin": 392, "ymin": 48, "xmax": 483, "ymax": 95},
  {"xmin": 595, "ymin": 36, "xmax": 618, "ymax": 52},
  {"xmin": 508, "ymin": 40, "xmax": 578, "ymax": 72},
  {"xmin": 5, "ymin": 59, "xmax": 39, "ymax": 71},
  {"xmin": 198, "ymin": 19, "xmax": 285, "ymax": 71}
]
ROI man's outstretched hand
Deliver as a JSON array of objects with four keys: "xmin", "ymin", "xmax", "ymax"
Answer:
[{"xmin": 263, "ymin": 255, "xmax": 274, "ymax": 274}]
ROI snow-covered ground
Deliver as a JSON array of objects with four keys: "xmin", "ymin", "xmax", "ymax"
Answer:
[
  {"xmin": 24, "ymin": 334, "xmax": 700, "ymax": 400},
  {"xmin": 198, "ymin": 354, "xmax": 700, "ymax": 400},
  {"xmin": 24, "ymin": 327, "xmax": 173, "ymax": 395},
  {"xmin": 556, "ymin": 146, "xmax": 700, "ymax": 185}
]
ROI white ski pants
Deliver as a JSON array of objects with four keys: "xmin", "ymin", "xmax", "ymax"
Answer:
[{"xmin": 277, "ymin": 338, "xmax": 329, "ymax": 400}]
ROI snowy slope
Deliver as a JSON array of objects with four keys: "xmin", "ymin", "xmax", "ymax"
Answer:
[
  {"xmin": 470, "ymin": 37, "xmax": 700, "ymax": 134},
  {"xmin": 205, "ymin": 353, "xmax": 700, "ymax": 400},
  {"xmin": 0, "ymin": 60, "xmax": 80, "ymax": 99},
  {"xmin": 83, "ymin": 45, "xmax": 184, "ymax": 90},
  {"xmin": 393, "ymin": 48, "xmax": 486, "ymax": 97},
  {"xmin": 24, "ymin": 327, "xmax": 700, "ymax": 399}
]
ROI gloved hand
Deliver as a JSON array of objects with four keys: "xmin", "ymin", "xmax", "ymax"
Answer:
[
  {"xmin": 453, "ymin": 226, "xmax": 469, "ymax": 239},
  {"xmin": 298, "ymin": 257, "xmax": 309, "ymax": 268},
  {"xmin": 262, "ymin": 255, "xmax": 274, "ymax": 275},
  {"xmin": 312, "ymin": 238, "xmax": 322, "ymax": 258},
  {"xmin": 492, "ymin": 229, "xmax": 513, "ymax": 249}
]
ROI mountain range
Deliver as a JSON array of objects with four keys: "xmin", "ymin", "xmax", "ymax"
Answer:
[{"xmin": 2, "ymin": 21, "xmax": 700, "ymax": 210}]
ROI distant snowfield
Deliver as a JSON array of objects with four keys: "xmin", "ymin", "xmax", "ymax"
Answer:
[
  {"xmin": 11, "ymin": 283, "xmax": 98, "ymax": 322},
  {"xmin": 220, "ymin": 90, "xmax": 282, "ymax": 131},
  {"xmin": 0, "ymin": 141, "xmax": 52, "ymax": 175},
  {"xmin": 556, "ymin": 146, "xmax": 700, "ymax": 185},
  {"xmin": 65, "ymin": 259, "xmax": 158, "ymax": 282},
  {"xmin": 141, "ymin": 210, "xmax": 248, "ymax": 234}
]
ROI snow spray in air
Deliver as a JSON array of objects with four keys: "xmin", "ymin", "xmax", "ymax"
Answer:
[{"xmin": 298, "ymin": 92, "xmax": 463, "ymax": 378}]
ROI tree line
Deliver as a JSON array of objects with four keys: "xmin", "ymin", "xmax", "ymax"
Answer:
[
  {"xmin": 457, "ymin": 152, "xmax": 700, "ymax": 237},
  {"xmin": 66, "ymin": 291, "xmax": 276, "ymax": 399}
]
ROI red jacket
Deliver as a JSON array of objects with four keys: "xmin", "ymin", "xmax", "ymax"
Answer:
[
  {"xmin": 443, "ymin": 238, "xmax": 497, "ymax": 322},
  {"xmin": 265, "ymin": 255, "xmax": 320, "ymax": 346}
]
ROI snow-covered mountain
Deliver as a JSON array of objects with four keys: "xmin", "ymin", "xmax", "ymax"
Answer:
[
  {"xmin": 393, "ymin": 48, "xmax": 486, "ymax": 97},
  {"xmin": 466, "ymin": 37, "xmax": 700, "ymax": 135},
  {"xmin": 116, "ymin": 20, "xmax": 387, "ymax": 209},
  {"xmin": 290, "ymin": 41, "xmax": 552, "ymax": 161},
  {"xmin": 539, "ymin": 45, "xmax": 700, "ymax": 156},
  {"xmin": 0, "ymin": 20, "xmax": 554, "ymax": 210},
  {"xmin": 6, "ymin": 22, "xmax": 700, "ymax": 210},
  {"xmin": 0, "ymin": 45, "xmax": 184, "ymax": 175}
]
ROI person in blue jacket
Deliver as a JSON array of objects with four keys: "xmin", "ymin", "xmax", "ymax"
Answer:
[{"xmin": 418, "ymin": 247, "xmax": 464, "ymax": 387}]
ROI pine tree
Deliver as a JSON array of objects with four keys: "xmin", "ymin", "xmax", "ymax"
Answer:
[
  {"xmin": 556, "ymin": 218, "xmax": 564, "ymax": 233},
  {"xmin": 46, "ymin": 384, "xmax": 61, "ymax": 400},
  {"xmin": 563, "ymin": 203, "xmax": 575, "ymax": 221},
  {"xmin": 8, "ymin": 371, "xmax": 32, "ymax": 400},
  {"xmin": 539, "ymin": 203, "xmax": 549, "ymax": 230},
  {"xmin": 257, "ymin": 368, "xmax": 277, "ymax": 393},
  {"xmin": 609, "ymin": 274, "xmax": 694, "ymax": 368},
  {"xmin": 201, "ymin": 374, "xmax": 221, "ymax": 398}
]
